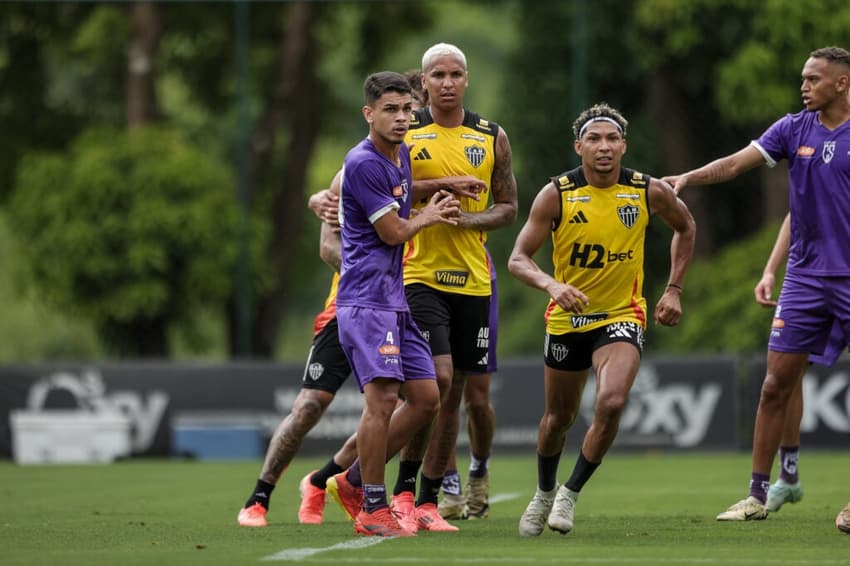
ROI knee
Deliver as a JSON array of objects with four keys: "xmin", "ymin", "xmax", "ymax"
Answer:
[
  {"xmin": 542, "ymin": 408, "xmax": 577, "ymax": 432},
  {"xmin": 760, "ymin": 374, "xmax": 792, "ymax": 406},
  {"xmin": 291, "ymin": 392, "xmax": 329, "ymax": 427},
  {"xmin": 594, "ymin": 390, "xmax": 628, "ymax": 420}
]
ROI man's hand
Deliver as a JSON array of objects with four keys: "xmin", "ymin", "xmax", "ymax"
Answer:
[
  {"xmin": 308, "ymin": 189, "xmax": 340, "ymax": 227},
  {"xmin": 660, "ymin": 175, "xmax": 688, "ymax": 196},
  {"xmin": 416, "ymin": 190, "xmax": 461, "ymax": 227},
  {"xmin": 654, "ymin": 288, "xmax": 682, "ymax": 326},
  {"xmin": 546, "ymin": 281, "xmax": 589, "ymax": 314},
  {"xmin": 754, "ymin": 273, "xmax": 777, "ymax": 307}
]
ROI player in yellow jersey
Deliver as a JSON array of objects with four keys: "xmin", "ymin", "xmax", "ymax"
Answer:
[
  {"xmin": 381, "ymin": 43, "xmax": 517, "ymax": 531},
  {"xmin": 509, "ymin": 103, "xmax": 695, "ymax": 537}
]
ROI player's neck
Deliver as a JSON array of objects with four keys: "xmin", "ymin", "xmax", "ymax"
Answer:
[
  {"xmin": 818, "ymin": 98, "xmax": 850, "ymax": 130},
  {"xmin": 369, "ymin": 134, "xmax": 402, "ymax": 165},
  {"xmin": 582, "ymin": 165, "xmax": 620, "ymax": 188},
  {"xmin": 429, "ymin": 104, "xmax": 465, "ymax": 128}
]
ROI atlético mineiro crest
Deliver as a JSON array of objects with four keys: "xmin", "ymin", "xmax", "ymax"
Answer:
[
  {"xmin": 617, "ymin": 204, "xmax": 639, "ymax": 229},
  {"xmin": 823, "ymin": 141, "xmax": 836, "ymax": 164},
  {"xmin": 465, "ymin": 145, "xmax": 485, "ymax": 168}
]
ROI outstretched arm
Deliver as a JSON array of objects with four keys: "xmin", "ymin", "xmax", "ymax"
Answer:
[
  {"xmin": 661, "ymin": 145, "xmax": 766, "ymax": 195},
  {"xmin": 648, "ymin": 178, "xmax": 696, "ymax": 326}
]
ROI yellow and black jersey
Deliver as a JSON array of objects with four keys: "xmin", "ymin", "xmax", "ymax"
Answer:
[
  {"xmin": 402, "ymin": 108, "xmax": 499, "ymax": 296},
  {"xmin": 546, "ymin": 167, "xmax": 651, "ymax": 334}
]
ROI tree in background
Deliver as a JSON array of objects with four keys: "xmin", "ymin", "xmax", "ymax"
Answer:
[{"xmin": 9, "ymin": 128, "xmax": 237, "ymax": 357}]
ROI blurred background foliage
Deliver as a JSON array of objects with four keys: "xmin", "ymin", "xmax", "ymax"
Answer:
[{"xmin": 0, "ymin": 0, "xmax": 846, "ymax": 362}]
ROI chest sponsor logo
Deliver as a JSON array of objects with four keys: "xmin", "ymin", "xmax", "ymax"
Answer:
[
  {"xmin": 566, "ymin": 195, "xmax": 590, "ymax": 202},
  {"xmin": 616, "ymin": 193, "xmax": 640, "ymax": 200},
  {"xmin": 465, "ymin": 145, "xmax": 486, "ymax": 168},
  {"xmin": 617, "ymin": 204, "xmax": 640, "ymax": 228},
  {"xmin": 411, "ymin": 133, "xmax": 437, "ymax": 140},
  {"xmin": 797, "ymin": 145, "xmax": 815, "ymax": 157},
  {"xmin": 568, "ymin": 242, "xmax": 635, "ymax": 269},
  {"xmin": 823, "ymin": 141, "xmax": 836, "ymax": 164},
  {"xmin": 461, "ymin": 133, "xmax": 485, "ymax": 142},
  {"xmin": 435, "ymin": 270, "xmax": 469, "ymax": 287},
  {"xmin": 570, "ymin": 313, "xmax": 608, "ymax": 329}
]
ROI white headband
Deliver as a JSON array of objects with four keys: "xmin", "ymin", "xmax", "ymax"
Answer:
[{"xmin": 578, "ymin": 117, "xmax": 624, "ymax": 139}]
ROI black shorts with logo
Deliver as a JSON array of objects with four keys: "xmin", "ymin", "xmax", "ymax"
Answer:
[
  {"xmin": 405, "ymin": 283, "xmax": 492, "ymax": 373},
  {"xmin": 544, "ymin": 321, "xmax": 645, "ymax": 371},
  {"xmin": 301, "ymin": 316, "xmax": 351, "ymax": 393}
]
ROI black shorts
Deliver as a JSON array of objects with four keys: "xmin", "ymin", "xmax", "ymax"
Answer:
[
  {"xmin": 544, "ymin": 321, "xmax": 645, "ymax": 371},
  {"xmin": 405, "ymin": 283, "xmax": 492, "ymax": 372},
  {"xmin": 301, "ymin": 317, "xmax": 351, "ymax": 393}
]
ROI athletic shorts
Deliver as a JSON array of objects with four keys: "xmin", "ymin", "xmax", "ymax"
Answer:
[
  {"xmin": 301, "ymin": 316, "xmax": 352, "ymax": 394},
  {"xmin": 769, "ymin": 272, "xmax": 850, "ymax": 366},
  {"xmin": 405, "ymin": 283, "xmax": 492, "ymax": 373},
  {"xmin": 337, "ymin": 305, "xmax": 436, "ymax": 392},
  {"xmin": 544, "ymin": 321, "xmax": 645, "ymax": 371}
]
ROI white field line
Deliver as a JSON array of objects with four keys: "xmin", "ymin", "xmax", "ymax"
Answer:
[
  {"xmin": 262, "ymin": 492, "xmax": 522, "ymax": 562},
  {"xmin": 261, "ymin": 537, "xmax": 387, "ymax": 561}
]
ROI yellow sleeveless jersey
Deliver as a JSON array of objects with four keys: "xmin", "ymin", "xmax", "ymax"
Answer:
[
  {"xmin": 312, "ymin": 272, "xmax": 339, "ymax": 336},
  {"xmin": 545, "ymin": 167, "xmax": 651, "ymax": 335},
  {"xmin": 402, "ymin": 108, "xmax": 498, "ymax": 296}
]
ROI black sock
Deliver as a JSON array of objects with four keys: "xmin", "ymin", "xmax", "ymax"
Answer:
[
  {"xmin": 393, "ymin": 460, "xmax": 422, "ymax": 496},
  {"xmin": 312, "ymin": 458, "xmax": 344, "ymax": 489},
  {"xmin": 564, "ymin": 451, "xmax": 600, "ymax": 493},
  {"xmin": 246, "ymin": 479, "xmax": 276, "ymax": 510},
  {"xmin": 538, "ymin": 452, "xmax": 561, "ymax": 492},
  {"xmin": 416, "ymin": 474, "xmax": 443, "ymax": 506}
]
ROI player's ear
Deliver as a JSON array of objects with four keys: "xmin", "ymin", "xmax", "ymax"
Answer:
[
  {"xmin": 363, "ymin": 105, "xmax": 373, "ymax": 124},
  {"xmin": 573, "ymin": 139, "xmax": 581, "ymax": 156}
]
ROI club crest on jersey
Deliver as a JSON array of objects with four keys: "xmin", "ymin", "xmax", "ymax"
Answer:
[
  {"xmin": 617, "ymin": 204, "xmax": 639, "ymax": 228},
  {"xmin": 465, "ymin": 145, "xmax": 486, "ymax": 168},
  {"xmin": 823, "ymin": 141, "xmax": 836, "ymax": 163}
]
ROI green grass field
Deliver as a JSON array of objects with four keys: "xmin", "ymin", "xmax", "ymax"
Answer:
[{"xmin": 2, "ymin": 452, "xmax": 849, "ymax": 565}]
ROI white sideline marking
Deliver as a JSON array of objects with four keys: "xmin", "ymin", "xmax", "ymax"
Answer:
[
  {"xmin": 489, "ymin": 492, "xmax": 521, "ymax": 504},
  {"xmin": 261, "ymin": 537, "xmax": 386, "ymax": 561}
]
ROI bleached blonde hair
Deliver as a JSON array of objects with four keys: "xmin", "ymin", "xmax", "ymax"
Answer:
[{"xmin": 421, "ymin": 42, "xmax": 467, "ymax": 72}]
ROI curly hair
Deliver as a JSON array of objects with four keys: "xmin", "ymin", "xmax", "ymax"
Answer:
[{"xmin": 572, "ymin": 103, "xmax": 628, "ymax": 140}]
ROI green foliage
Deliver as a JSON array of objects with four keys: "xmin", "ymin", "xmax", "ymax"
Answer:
[
  {"xmin": 8, "ymin": 127, "xmax": 238, "ymax": 355},
  {"xmin": 649, "ymin": 221, "xmax": 782, "ymax": 354},
  {"xmin": 0, "ymin": 212, "xmax": 102, "ymax": 361}
]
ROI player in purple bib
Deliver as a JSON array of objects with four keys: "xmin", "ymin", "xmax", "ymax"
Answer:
[
  {"xmin": 329, "ymin": 71, "xmax": 460, "ymax": 537},
  {"xmin": 664, "ymin": 46, "xmax": 850, "ymax": 532}
]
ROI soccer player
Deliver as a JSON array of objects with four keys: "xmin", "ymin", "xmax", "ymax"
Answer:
[
  {"xmin": 331, "ymin": 70, "xmax": 459, "ymax": 537},
  {"xmin": 510, "ymin": 103, "xmax": 695, "ymax": 537},
  {"xmin": 663, "ymin": 46, "xmax": 850, "ymax": 531},
  {"xmin": 387, "ymin": 41, "xmax": 517, "ymax": 530},
  {"xmin": 235, "ymin": 172, "xmax": 353, "ymax": 527}
]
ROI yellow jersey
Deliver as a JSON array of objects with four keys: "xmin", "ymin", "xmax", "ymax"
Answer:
[
  {"xmin": 546, "ymin": 167, "xmax": 650, "ymax": 335},
  {"xmin": 402, "ymin": 108, "xmax": 498, "ymax": 296}
]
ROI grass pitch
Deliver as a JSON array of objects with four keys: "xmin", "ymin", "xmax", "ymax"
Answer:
[{"xmin": 2, "ymin": 452, "xmax": 848, "ymax": 565}]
